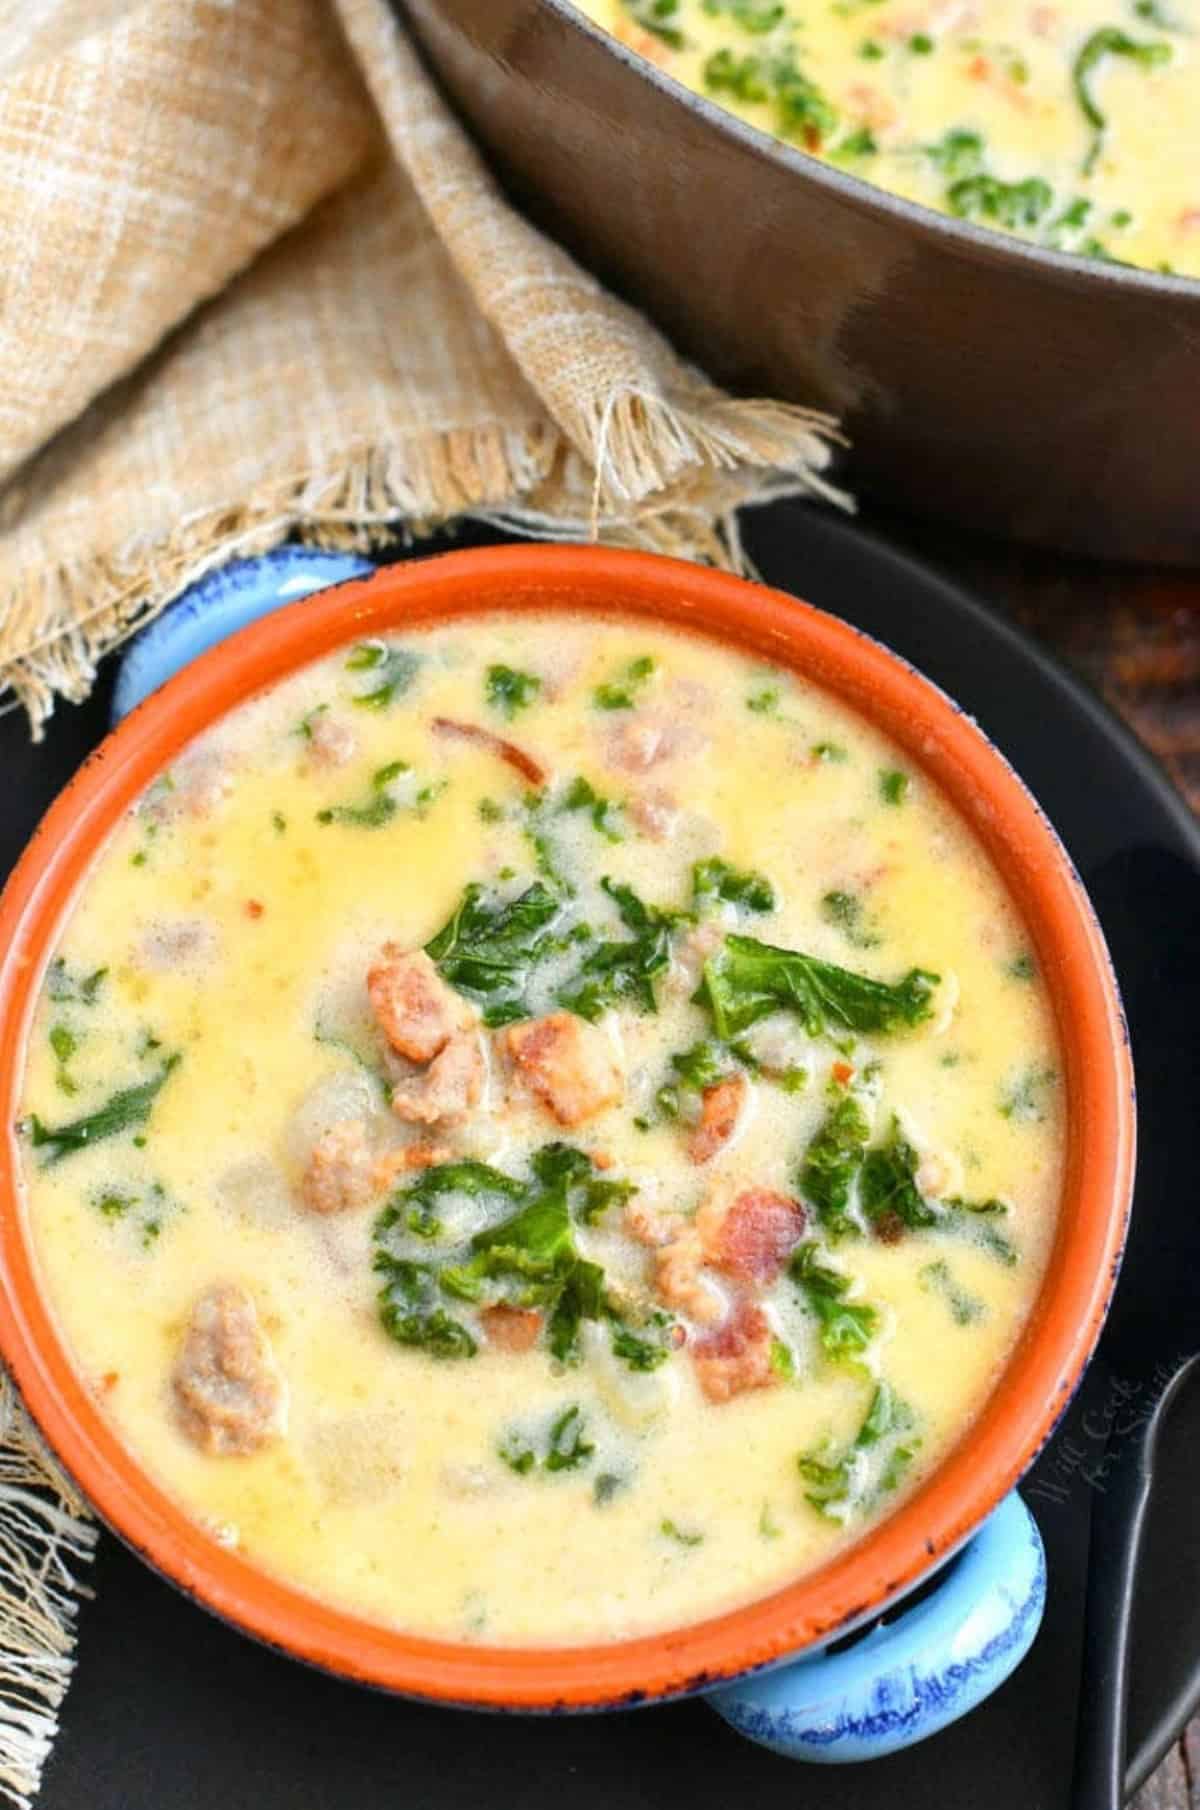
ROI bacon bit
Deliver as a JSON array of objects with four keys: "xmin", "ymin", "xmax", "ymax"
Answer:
[
  {"xmin": 692, "ymin": 1301, "xmax": 778, "ymax": 1404},
  {"xmin": 592, "ymin": 1150, "xmax": 614, "ymax": 1170},
  {"xmin": 390, "ymin": 1032, "xmax": 485, "ymax": 1127},
  {"xmin": 832, "ymin": 1060, "xmax": 855, "ymax": 1087},
  {"xmin": 502, "ymin": 1012, "xmax": 623, "ymax": 1127},
  {"xmin": 480, "ymin": 1306, "xmax": 543, "ymax": 1353},
  {"xmin": 968, "ymin": 53, "xmax": 991, "ymax": 78},
  {"xmin": 244, "ymin": 899, "xmax": 264, "ymax": 920},
  {"xmin": 368, "ymin": 946, "xmax": 475, "ymax": 1063},
  {"xmin": 803, "ymin": 125, "xmax": 822, "ymax": 150},
  {"xmin": 874, "ymin": 1209, "xmax": 906, "ymax": 1245},
  {"xmin": 431, "ymin": 716, "xmax": 547, "ymax": 788},
  {"xmin": 688, "ymin": 1075, "xmax": 747, "ymax": 1165},
  {"xmin": 700, "ymin": 1188, "xmax": 806, "ymax": 1285}
]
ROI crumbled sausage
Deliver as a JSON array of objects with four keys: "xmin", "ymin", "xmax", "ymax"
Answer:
[
  {"xmin": 502, "ymin": 1012, "xmax": 623, "ymax": 1126},
  {"xmin": 624, "ymin": 1199, "xmax": 685, "ymax": 1248},
  {"xmin": 480, "ymin": 1306, "xmax": 543, "ymax": 1352},
  {"xmin": 691, "ymin": 1300, "xmax": 779, "ymax": 1405},
  {"xmin": 605, "ymin": 711, "xmax": 707, "ymax": 774},
  {"xmin": 627, "ymin": 788, "xmax": 680, "ymax": 841},
  {"xmin": 368, "ymin": 946, "xmax": 475, "ymax": 1063},
  {"xmin": 390, "ymin": 1031, "xmax": 486, "ymax": 1127},
  {"xmin": 654, "ymin": 1231, "xmax": 725, "ymax": 1326},
  {"xmin": 302, "ymin": 1119, "xmax": 377, "ymax": 1215},
  {"xmin": 687, "ymin": 1074, "xmax": 747, "ymax": 1165},
  {"xmin": 305, "ymin": 711, "xmax": 358, "ymax": 769},
  {"xmin": 698, "ymin": 1188, "xmax": 807, "ymax": 1285},
  {"xmin": 173, "ymin": 1284, "xmax": 285, "ymax": 1455},
  {"xmin": 372, "ymin": 1142, "xmax": 453, "ymax": 1188}
]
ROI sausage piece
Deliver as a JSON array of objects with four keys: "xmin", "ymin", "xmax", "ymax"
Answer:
[
  {"xmin": 390, "ymin": 1031, "xmax": 485, "ymax": 1127},
  {"xmin": 368, "ymin": 946, "xmax": 475, "ymax": 1063},
  {"xmin": 691, "ymin": 1300, "xmax": 779, "ymax": 1405},
  {"xmin": 502, "ymin": 1012, "xmax": 623, "ymax": 1126},
  {"xmin": 173, "ymin": 1284, "xmax": 285, "ymax": 1456}
]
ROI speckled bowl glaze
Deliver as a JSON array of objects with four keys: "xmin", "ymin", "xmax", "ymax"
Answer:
[
  {"xmin": 0, "ymin": 546, "xmax": 1133, "ymax": 1723},
  {"xmin": 396, "ymin": 0, "xmax": 1200, "ymax": 564}
]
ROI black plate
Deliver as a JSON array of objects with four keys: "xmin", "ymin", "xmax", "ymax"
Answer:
[{"xmin": 6, "ymin": 503, "xmax": 1197, "ymax": 1810}]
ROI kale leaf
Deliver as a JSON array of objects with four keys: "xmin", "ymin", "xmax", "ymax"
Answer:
[
  {"xmin": 696, "ymin": 932, "xmax": 938, "ymax": 1041},
  {"xmin": 556, "ymin": 878, "xmax": 680, "ymax": 1021},
  {"xmin": 1073, "ymin": 27, "xmax": 1171, "ymax": 169},
  {"xmin": 798, "ymin": 1381, "xmax": 919, "ymax": 1519},
  {"xmin": 27, "ymin": 1054, "xmax": 181, "ymax": 1166},
  {"xmin": 345, "ymin": 641, "xmax": 420, "ymax": 710},
  {"xmin": 486, "ymin": 664, "xmax": 541, "ymax": 720},
  {"xmin": 45, "ymin": 957, "xmax": 108, "ymax": 1005},
  {"xmin": 790, "ymin": 1242, "xmax": 878, "ymax": 1362},
  {"xmin": 426, "ymin": 881, "xmax": 562, "ymax": 1025},
  {"xmin": 378, "ymin": 1159, "xmax": 527, "ymax": 1241},
  {"xmin": 859, "ymin": 1115, "xmax": 940, "ymax": 1233},
  {"xmin": 375, "ymin": 1257, "xmax": 478, "ymax": 1358},
  {"xmin": 692, "ymin": 856, "xmax": 775, "ymax": 915},
  {"xmin": 799, "ymin": 1092, "xmax": 872, "ymax": 1240}
]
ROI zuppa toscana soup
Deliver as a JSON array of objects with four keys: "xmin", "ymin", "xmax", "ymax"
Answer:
[
  {"xmin": 575, "ymin": 0, "xmax": 1200, "ymax": 279},
  {"xmin": 16, "ymin": 614, "xmax": 1063, "ymax": 1646}
]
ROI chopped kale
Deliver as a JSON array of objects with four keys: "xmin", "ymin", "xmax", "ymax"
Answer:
[
  {"xmin": 830, "ymin": 126, "xmax": 878, "ymax": 163},
  {"xmin": 477, "ymin": 796, "xmax": 505, "ymax": 823},
  {"xmin": 560, "ymin": 775, "xmax": 624, "ymax": 843},
  {"xmin": 799, "ymin": 1092, "xmax": 872, "ymax": 1240},
  {"xmin": 919, "ymin": 1259, "xmax": 985, "ymax": 1326},
  {"xmin": 820, "ymin": 888, "xmax": 880, "ymax": 949},
  {"xmin": 486, "ymin": 664, "xmax": 541, "ymax": 720},
  {"xmin": 798, "ymin": 1381, "xmax": 919, "ymax": 1519},
  {"xmin": 704, "ymin": 47, "xmax": 770, "ymax": 101},
  {"xmin": 375, "ymin": 1258, "xmax": 477, "ymax": 1358},
  {"xmin": 545, "ymin": 1404, "xmax": 595, "ymax": 1472},
  {"xmin": 1006, "ymin": 951, "xmax": 1036, "ymax": 981},
  {"xmin": 593, "ymin": 655, "xmax": 657, "ymax": 711},
  {"xmin": 498, "ymin": 1431, "xmax": 536, "ymax": 1475},
  {"xmin": 772, "ymin": 52, "xmax": 839, "ymax": 143},
  {"xmin": 701, "ymin": 0, "xmax": 786, "ymax": 28},
  {"xmin": 811, "ymin": 740, "xmax": 848, "ymax": 763},
  {"xmin": 948, "ymin": 173, "xmax": 1054, "ymax": 230},
  {"xmin": 661, "ymin": 1518, "xmax": 704, "ymax": 1546},
  {"xmin": 759, "ymin": 1501, "xmax": 782, "ymax": 1538},
  {"xmin": 556, "ymin": 878, "xmax": 680, "ymax": 1021},
  {"xmin": 859, "ymin": 1115, "xmax": 940, "ymax": 1232},
  {"xmin": 998, "ymin": 1064, "xmax": 1056, "ymax": 1124},
  {"xmin": 594, "ymin": 1471, "xmax": 627, "ymax": 1506},
  {"xmin": 316, "ymin": 760, "xmax": 441, "ymax": 829},
  {"xmin": 924, "ymin": 127, "xmax": 986, "ymax": 178},
  {"xmin": 879, "ymin": 768, "xmax": 910, "ymax": 805},
  {"xmin": 616, "ymin": 0, "xmax": 685, "ymax": 48},
  {"xmin": 49, "ymin": 1023, "xmax": 79, "ymax": 1096},
  {"xmin": 790, "ymin": 1242, "xmax": 878, "ymax": 1361},
  {"xmin": 345, "ymin": 641, "xmax": 420, "ymax": 710},
  {"xmin": 26, "ymin": 1054, "xmax": 181, "ymax": 1167},
  {"xmin": 692, "ymin": 856, "xmax": 775, "ymax": 915},
  {"xmin": 696, "ymin": 932, "xmax": 939, "ymax": 1041},
  {"xmin": 426, "ymin": 880, "xmax": 562, "ymax": 1025},
  {"xmin": 746, "ymin": 685, "xmax": 782, "ymax": 715},
  {"xmin": 608, "ymin": 1308, "xmax": 676, "ymax": 1372},
  {"xmin": 655, "ymin": 1037, "xmax": 738, "ymax": 1120},
  {"xmin": 45, "ymin": 957, "xmax": 107, "ymax": 1006},
  {"xmin": 378, "ymin": 1159, "xmax": 527, "ymax": 1242},
  {"xmin": 1073, "ymin": 27, "xmax": 1171, "ymax": 170}
]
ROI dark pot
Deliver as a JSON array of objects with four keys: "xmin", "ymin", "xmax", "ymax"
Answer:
[{"xmin": 398, "ymin": 0, "xmax": 1200, "ymax": 563}]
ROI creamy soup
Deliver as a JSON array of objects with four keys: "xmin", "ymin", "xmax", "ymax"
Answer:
[
  {"xmin": 576, "ymin": 0, "xmax": 1200, "ymax": 279},
  {"xmin": 16, "ymin": 613, "xmax": 1063, "ymax": 1646}
]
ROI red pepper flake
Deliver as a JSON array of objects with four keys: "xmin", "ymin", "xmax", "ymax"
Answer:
[
  {"xmin": 245, "ymin": 899, "xmax": 264, "ymax": 919},
  {"xmin": 968, "ymin": 53, "xmax": 991, "ymax": 79},
  {"xmin": 100, "ymin": 1371, "xmax": 120, "ymax": 1393},
  {"xmin": 832, "ymin": 1059, "xmax": 855, "ymax": 1087}
]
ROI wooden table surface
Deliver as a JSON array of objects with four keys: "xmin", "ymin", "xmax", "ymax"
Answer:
[{"xmin": 881, "ymin": 510, "xmax": 1200, "ymax": 1810}]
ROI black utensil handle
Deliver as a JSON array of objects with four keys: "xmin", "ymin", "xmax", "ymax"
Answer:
[{"xmin": 1071, "ymin": 1356, "xmax": 1199, "ymax": 1810}]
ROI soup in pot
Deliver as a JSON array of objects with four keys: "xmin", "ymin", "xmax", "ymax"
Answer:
[
  {"xmin": 575, "ymin": 0, "xmax": 1199, "ymax": 279},
  {"xmin": 16, "ymin": 611, "xmax": 1063, "ymax": 1645}
]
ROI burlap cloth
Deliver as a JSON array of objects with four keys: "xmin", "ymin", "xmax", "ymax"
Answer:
[{"xmin": 0, "ymin": 0, "xmax": 845, "ymax": 740}]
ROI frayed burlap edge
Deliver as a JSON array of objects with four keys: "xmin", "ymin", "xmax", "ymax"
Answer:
[
  {"xmin": 1, "ymin": 391, "xmax": 848, "ymax": 738},
  {"xmin": 0, "ymin": 1377, "xmax": 97, "ymax": 1810}
]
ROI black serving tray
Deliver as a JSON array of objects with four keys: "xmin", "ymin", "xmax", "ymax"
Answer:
[{"xmin": 5, "ymin": 502, "xmax": 1197, "ymax": 1810}]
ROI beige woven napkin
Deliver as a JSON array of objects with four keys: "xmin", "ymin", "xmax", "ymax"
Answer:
[
  {"xmin": 0, "ymin": 1, "xmax": 843, "ymax": 1798},
  {"xmin": 0, "ymin": 0, "xmax": 845, "ymax": 739}
]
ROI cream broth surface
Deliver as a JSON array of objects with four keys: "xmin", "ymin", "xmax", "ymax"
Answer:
[
  {"xmin": 18, "ymin": 613, "xmax": 1062, "ymax": 1646},
  {"xmin": 576, "ymin": 0, "xmax": 1200, "ymax": 280}
]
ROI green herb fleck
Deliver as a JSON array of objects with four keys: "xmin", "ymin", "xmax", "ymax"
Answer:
[
  {"xmin": 486, "ymin": 665, "xmax": 541, "ymax": 721},
  {"xmin": 811, "ymin": 741, "xmax": 848, "ymax": 763},
  {"xmin": 798, "ymin": 1381, "xmax": 919, "ymax": 1520},
  {"xmin": 1006, "ymin": 951, "xmax": 1036, "ymax": 981},
  {"xmin": 561, "ymin": 775, "xmax": 624, "ymax": 843},
  {"xmin": 879, "ymin": 768, "xmax": 909, "ymax": 805},
  {"xmin": 45, "ymin": 958, "xmax": 107, "ymax": 1006},
  {"xmin": 545, "ymin": 1404, "xmax": 595, "ymax": 1473},
  {"xmin": 998, "ymin": 1064, "xmax": 1056, "ymax": 1124},
  {"xmin": 693, "ymin": 856, "xmax": 775, "ymax": 915},
  {"xmin": 920, "ymin": 1258, "xmax": 985, "ymax": 1325},
  {"xmin": 593, "ymin": 655, "xmax": 657, "ymax": 711},
  {"xmin": 345, "ymin": 641, "xmax": 420, "ymax": 711},
  {"xmin": 820, "ymin": 888, "xmax": 880, "ymax": 950},
  {"xmin": 661, "ymin": 1518, "xmax": 704, "ymax": 1547},
  {"xmin": 1073, "ymin": 27, "xmax": 1172, "ymax": 171}
]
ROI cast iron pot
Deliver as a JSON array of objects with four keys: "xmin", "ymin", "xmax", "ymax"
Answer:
[{"xmin": 397, "ymin": 0, "xmax": 1200, "ymax": 564}]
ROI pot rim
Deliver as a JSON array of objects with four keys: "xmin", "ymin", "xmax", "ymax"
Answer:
[
  {"xmin": 528, "ymin": 0, "xmax": 1200, "ymax": 305},
  {"xmin": 0, "ymin": 544, "xmax": 1135, "ymax": 1709}
]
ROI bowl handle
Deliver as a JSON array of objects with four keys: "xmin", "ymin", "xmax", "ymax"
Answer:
[
  {"xmin": 705, "ymin": 1489, "xmax": 1045, "ymax": 1763},
  {"xmin": 111, "ymin": 548, "xmax": 374, "ymax": 720}
]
